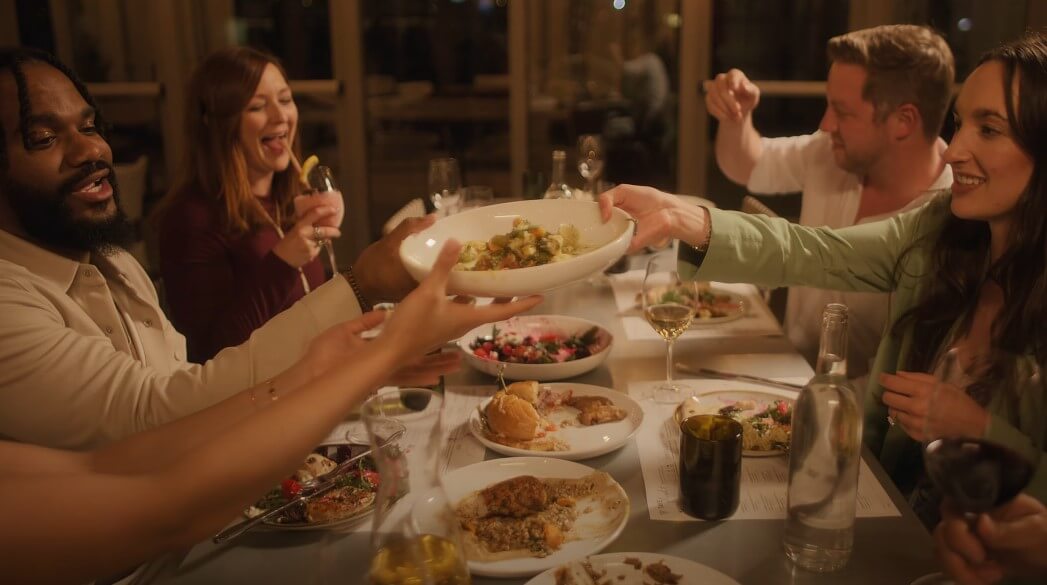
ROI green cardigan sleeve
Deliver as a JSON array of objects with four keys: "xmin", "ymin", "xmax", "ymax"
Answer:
[
  {"xmin": 680, "ymin": 205, "xmax": 932, "ymax": 293},
  {"xmin": 987, "ymin": 414, "xmax": 1047, "ymax": 505}
]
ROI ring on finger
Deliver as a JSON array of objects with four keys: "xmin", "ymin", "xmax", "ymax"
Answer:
[{"xmin": 313, "ymin": 225, "xmax": 325, "ymax": 245}]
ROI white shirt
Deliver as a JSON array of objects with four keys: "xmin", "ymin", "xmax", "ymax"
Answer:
[
  {"xmin": 0, "ymin": 228, "xmax": 363, "ymax": 449},
  {"xmin": 746, "ymin": 131, "xmax": 953, "ymax": 379}
]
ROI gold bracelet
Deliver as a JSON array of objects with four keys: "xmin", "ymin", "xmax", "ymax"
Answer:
[
  {"xmin": 342, "ymin": 266, "xmax": 373, "ymax": 312},
  {"xmin": 249, "ymin": 379, "xmax": 280, "ymax": 409}
]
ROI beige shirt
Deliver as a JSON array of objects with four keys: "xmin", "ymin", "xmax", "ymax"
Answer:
[
  {"xmin": 747, "ymin": 131, "xmax": 953, "ymax": 380},
  {"xmin": 0, "ymin": 228, "xmax": 362, "ymax": 449}
]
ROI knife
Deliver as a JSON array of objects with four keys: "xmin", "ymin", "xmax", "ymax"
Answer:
[
  {"xmin": 675, "ymin": 363, "xmax": 805, "ymax": 391},
  {"xmin": 213, "ymin": 426, "xmax": 404, "ymax": 544},
  {"xmin": 213, "ymin": 449, "xmax": 372, "ymax": 544}
]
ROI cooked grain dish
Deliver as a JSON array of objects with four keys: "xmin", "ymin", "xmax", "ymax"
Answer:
[
  {"xmin": 456, "ymin": 472, "xmax": 626, "ymax": 561},
  {"xmin": 456, "ymin": 218, "xmax": 581, "ymax": 271}
]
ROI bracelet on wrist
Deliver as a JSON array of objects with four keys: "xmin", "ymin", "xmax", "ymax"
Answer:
[
  {"xmin": 678, "ymin": 206, "xmax": 713, "ymax": 269},
  {"xmin": 342, "ymin": 266, "xmax": 373, "ymax": 313},
  {"xmin": 249, "ymin": 378, "xmax": 280, "ymax": 409}
]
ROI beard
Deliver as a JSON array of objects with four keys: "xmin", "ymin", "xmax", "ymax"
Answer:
[{"xmin": 1, "ymin": 160, "xmax": 135, "ymax": 256}]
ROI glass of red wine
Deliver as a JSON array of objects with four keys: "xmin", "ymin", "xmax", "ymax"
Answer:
[
  {"xmin": 911, "ymin": 348, "xmax": 1040, "ymax": 584},
  {"xmin": 923, "ymin": 349, "xmax": 1038, "ymax": 518}
]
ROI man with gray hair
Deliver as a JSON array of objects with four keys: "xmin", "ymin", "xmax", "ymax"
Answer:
[{"xmin": 705, "ymin": 25, "xmax": 955, "ymax": 381}]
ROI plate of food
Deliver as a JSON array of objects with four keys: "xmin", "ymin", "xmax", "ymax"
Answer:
[
  {"xmin": 459, "ymin": 315, "xmax": 613, "ymax": 381},
  {"xmin": 470, "ymin": 381, "xmax": 643, "ymax": 460},
  {"xmin": 637, "ymin": 286, "xmax": 746, "ymax": 325},
  {"xmin": 242, "ymin": 442, "xmax": 381, "ymax": 531},
  {"xmin": 526, "ymin": 552, "xmax": 741, "ymax": 585},
  {"xmin": 675, "ymin": 388, "xmax": 795, "ymax": 456},
  {"xmin": 413, "ymin": 457, "xmax": 629, "ymax": 578},
  {"xmin": 399, "ymin": 199, "xmax": 633, "ymax": 297}
]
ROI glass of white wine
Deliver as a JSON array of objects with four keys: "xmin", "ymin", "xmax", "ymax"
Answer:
[
  {"xmin": 642, "ymin": 255, "xmax": 699, "ymax": 403},
  {"xmin": 363, "ymin": 388, "xmax": 471, "ymax": 585}
]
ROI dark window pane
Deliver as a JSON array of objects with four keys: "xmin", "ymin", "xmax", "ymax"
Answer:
[
  {"xmin": 896, "ymin": 0, "xmax": 1029, "ymax": 78},
  {"xmin": 233, "ymin": 0, "xmax": 333, "ymax": 79},
  {"xmin": 712, "ymin": 0, "xmax": 849, "ymax": 81},
  {"xmin": 528, "ymin": 0, "xmax": 681, "ymax": 195},
  {"xmin": 362, "ymin": 0, "xmax": 510, "ymax": 238}
]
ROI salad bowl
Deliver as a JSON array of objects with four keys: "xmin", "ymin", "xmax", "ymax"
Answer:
[{"xmin": 458, "ymin": 315, "xmax": 612, "ymax": 381}]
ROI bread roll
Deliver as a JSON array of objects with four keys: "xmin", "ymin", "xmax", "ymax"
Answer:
[
  {"xmin": 486, "ymin": 391, "xmax": 540, "ymax": 440},
  {"xmin": 505, "ymin": 380, "xmax": 539, "ymax": 405}
]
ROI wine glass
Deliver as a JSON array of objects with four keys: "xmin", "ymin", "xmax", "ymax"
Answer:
[
  {"xmin": 428, "ymin": 158, "xmax": 463, "ymax": 217},
  {"xmin": 909, "ymin": 348, "xmax": 1040, "ymax": 584},
  {"xmin": 641, "ymin": 255, "xmax": 699, "ymax": 403},
  {"xmin": 461, "ymin": 185, "xmax": 494, "ymax": 211},
  {"xmin": 577, "ymin": 134, "xmax": 604, "ymax": 199},
  {"xmin": 364, "ymin": 388, "xmax": 471, "ymax": 585},
  {"xmin": 294, "ymin": 164, "xmax": 343, "ymax": 271}
]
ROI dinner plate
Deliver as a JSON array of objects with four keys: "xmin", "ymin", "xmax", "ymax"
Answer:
[
  {"xmin": 242, "ymin": 442, "xmax": 378, "ymax": 531},
  {"xmin": 525, "ymin": 552, "xmax": 742, "ymax": 585},
  {"xmin": 675, "ymin": 387, "xmax": 796, "ymax": 457},
  {"xmin": 469, "ymin": 383, "xmax": 643, "ymax": 460},
  {"xmin": 413, "ymin": 457, "xmax": 629, "ymax": 578},
  {"xmin": 691, "ymin": 288, "xmax": 746, "ymax": 325},
  {"xmin": 634, "ymin": 287, "xmax": 746, "ymax": 325},
  {"xmin": 458, "ymin": 315, "xmax": 613, "ymax": 382},
  {"xmin": 399, "ymin": 199, "xmax": 633, "ymax": 297}
]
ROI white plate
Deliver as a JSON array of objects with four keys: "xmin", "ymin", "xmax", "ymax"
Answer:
[
  {"xmin": 399, "ymin": 200, "xmax": 633, "ymax": 297},
  {"xmin": 525, "ymin": 552, "xmax": 741, "ymax": 585},
  {"xmin": 690, "ymin": 288, "xmax": 746, "ymax": 325},
  {"xmin": 469, "ymin": 383, "xmax": 643, "ymax": 460},
  {"xmin": 413, "ymin": 458, "xmax": 629, "ymax": 578},
  {"xmin": 458, "ymin": 315, "xmax": 613, "ymax": 382},
  {"xmin": 242, "ymin": 442, "xmax": 378, "ymax": 531},
  {"xmin": 676, "ymin": 387, "xmax": 796, "ymax": 457},
  {"xmin": 634, "ymin": 288, "xmax": 746, "ymax": 325}
]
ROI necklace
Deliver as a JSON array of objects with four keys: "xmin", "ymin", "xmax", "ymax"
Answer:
[{"xmin": 255, "ymin": 200, "xmax": 312, "ymax": 294}]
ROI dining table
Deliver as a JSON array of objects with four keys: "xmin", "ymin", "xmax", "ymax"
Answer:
[{"xmin": 161, "ymin": 255, "xmax": 939, "ymax": 585}]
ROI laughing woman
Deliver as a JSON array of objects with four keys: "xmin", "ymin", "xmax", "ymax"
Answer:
[
  {"xmin": 600, "ymin": 32, "xmax": 1047, "ymax": 531},
  {"xmin": 158, "ymin": 47, "xmax": 341, "ymax": 363}
]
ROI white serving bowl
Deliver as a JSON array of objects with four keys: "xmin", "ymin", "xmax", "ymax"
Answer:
[
  {"xmin": 458, "ymin": 315, "xmax": 612, "ymax": 381},
  {"xmin": 399, "ymin": 199, "xmax": 633, "ymax": 297}
]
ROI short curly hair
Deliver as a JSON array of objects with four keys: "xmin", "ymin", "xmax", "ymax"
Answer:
[{"xmin": 0, "ymin": 47, "xmax": 108, "ymax": 171}]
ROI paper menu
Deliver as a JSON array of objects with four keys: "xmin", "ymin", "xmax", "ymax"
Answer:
[{"xmin": 631, "ymin": 379, "xmax": 900, "ymax": 521}]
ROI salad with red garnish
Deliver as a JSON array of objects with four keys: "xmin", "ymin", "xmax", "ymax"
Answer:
[{"xmin": 469, "ymin": 325, "xmax": 601, "ymax": 365}]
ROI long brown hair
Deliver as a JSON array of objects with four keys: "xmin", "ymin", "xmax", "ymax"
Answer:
[
  {"xmin": 165, "ymin": 47, "xmax": 300, "ymax": 234},
  {"xmin": 894, "ymin": 33, "xmax": 1047, "ymax": 383}
]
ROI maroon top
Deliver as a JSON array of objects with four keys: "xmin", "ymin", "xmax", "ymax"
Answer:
[{"xmin": 158, "ymin": 194, "xmax": 326, "ymax": 363}]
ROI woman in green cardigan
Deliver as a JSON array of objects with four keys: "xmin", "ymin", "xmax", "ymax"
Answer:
[{"xmin": 599, "ymin": 33, "xmax": 1047, "ymax": 524}]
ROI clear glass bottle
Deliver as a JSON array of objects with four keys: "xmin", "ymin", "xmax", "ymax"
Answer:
[
  {"xmin": 543, "ymin": 150, "xmax": 574, "ymax": 199},
  {"xmin": 783, "ymin": 303, "xmax": 862, "ymax": 572}
]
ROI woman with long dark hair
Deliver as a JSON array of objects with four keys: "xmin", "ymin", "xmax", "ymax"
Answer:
[
  {"xmin": 600, "ymin": 32, "xmax": 1047, "ymax": 515},
  {"xmin": 158, "ymin": 47, "xmax": 340, "ymax": 362}
]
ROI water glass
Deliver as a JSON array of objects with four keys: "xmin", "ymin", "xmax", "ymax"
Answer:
[
  {"xmin": 363, "ymin": 388, "xmax": 470, "ymax": 585},
  {"xmin": 428, "ymin": 158, "xmax": 463, "ymax": 216}
]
